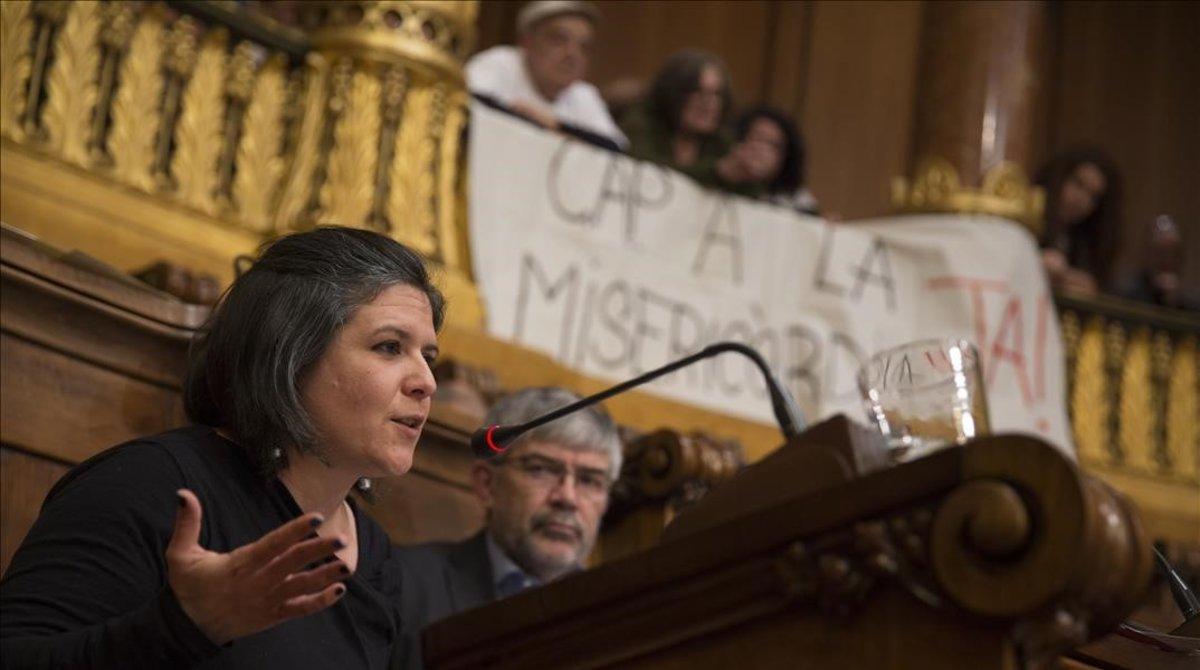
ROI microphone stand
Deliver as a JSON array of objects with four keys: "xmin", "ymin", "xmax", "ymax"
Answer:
[{"xmin": 472, "ymin": 341, "xmax": 806, "ymax": 457}]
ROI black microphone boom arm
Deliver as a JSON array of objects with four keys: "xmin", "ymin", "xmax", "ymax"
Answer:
[{"xmin": 470, "ymin": 341, "xmax": 807, "ymax": 458}]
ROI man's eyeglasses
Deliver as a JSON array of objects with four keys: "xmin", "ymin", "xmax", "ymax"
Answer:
[{"xmin": 495, "ymin": 454, "xmax": 612, "ymax": 500}]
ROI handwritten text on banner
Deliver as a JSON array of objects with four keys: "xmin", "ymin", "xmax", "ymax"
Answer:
[{"xmin": 469, "ymin": 103, "xmax": 1072, "ymax": 451}]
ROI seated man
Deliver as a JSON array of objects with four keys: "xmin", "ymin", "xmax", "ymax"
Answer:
[
  {"xmin": 392, "ymin": 386, "xmax": 622, "ymax": 669},
  {"xmin": 466, "ymin": 1, "xmax": 628, "ymax": 151}
]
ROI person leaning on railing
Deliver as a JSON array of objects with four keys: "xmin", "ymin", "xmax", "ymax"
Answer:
[
  {"xmin": 621, "ymin": 50, "xmax": 775, "ymax": 198},
  {"xmin": 1113, "ymin": 215, "xmax": 1199, "ymax": 311},
  {"xmin": 1035, "ymin": 146, "xmax": 1122, "ymax": 297},
  {"xmin": 466, "ymin": 1, "xmax": 628, "ymax": 152},
  {"xmin": 730, "ymin": 106, "xmax": 821, "ymax": 217},
  {"xmin": 0, "ymin": 227, "xmax": 445, "ymax": 668}
]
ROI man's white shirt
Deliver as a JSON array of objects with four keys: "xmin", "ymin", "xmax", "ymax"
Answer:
[{"xmin": 466, "ymin": 46, "xmax": 628, "ymax": 149}]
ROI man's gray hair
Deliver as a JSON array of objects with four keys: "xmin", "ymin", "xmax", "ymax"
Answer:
[{"xmin": 485, "ymin": 387, "xmax": 623, "ymax": 480}]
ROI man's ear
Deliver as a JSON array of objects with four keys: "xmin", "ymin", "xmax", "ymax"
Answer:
[{"xmin": 470, "ymin": 462, "xmax": 495, "ymax": 507}]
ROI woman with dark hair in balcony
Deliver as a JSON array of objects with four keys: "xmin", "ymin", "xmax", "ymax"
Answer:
[
  {"xmin": 732, "ymin": 106, "xmax": 820, "ymax": 216},
  {"xmin": 0, "ymin": 227, "xmax": 443, "ymax": 668},
  {"xmin": 1035, "ymin": 146, "xmax": 1122, "ymax": 296},
  {"xmin": 621, "ymin": 50, "xmax": 760, "ymax": 195}
]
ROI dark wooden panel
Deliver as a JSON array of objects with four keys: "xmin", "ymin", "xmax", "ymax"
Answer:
[
  {"xmin": 0, "ymin": 447, "xmax": 71, "ymax": 575},
  {"xmin": 762, "ymin": 1, "xmax": 814, "ymax": 117},
  {"xmin": 474, "ymin": 0, "xmax": 522, "ymax": 52},
  {"xmin": 366, "ymin": 469, "xmax": 484, "ymax": 546},
  {"xmin": 801, "ymin": 0, "xmax": 924, "ymax": 219},
  {"xmin": 1, "ymin": 265, "xmax": 193, "ymax": 387},
  {"xmin": 478, "ymin": 0, "xmax": 778, "ymax": 108},
  {"xmin": 1048, "ymin": 0, "xmax": 1200, "ymax": 292},
  {"xmin": 0, "ymin": 333, "xmax": 187, "ymax": 464},
  {"xmin": 589, "ymin": 0, "xmax": 774, "ymax": 107},
  {"xmin": 0, "ymin": 225, "xmax": 209, "ymax": 330}
]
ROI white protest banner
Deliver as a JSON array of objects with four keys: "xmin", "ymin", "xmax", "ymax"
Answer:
[{"xmin": 469, "ymin": 103, "xmax": 1073, "ymax": 452}]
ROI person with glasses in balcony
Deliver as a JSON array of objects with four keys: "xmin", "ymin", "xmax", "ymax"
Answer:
[
  {"xmin": 620, "ymin": 49, "xmax": 761, "ymax": 196},
  {"xmin": 390, "ymin": 386, "xmax": 622, "ymax": 670}
]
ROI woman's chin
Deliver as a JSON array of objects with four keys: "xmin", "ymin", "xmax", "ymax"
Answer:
[{"xmin": 377, "ymin": 445, "xmax": 415, "ymax": 477}]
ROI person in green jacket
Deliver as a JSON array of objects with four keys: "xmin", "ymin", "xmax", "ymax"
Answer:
[{"xmin": 620, "ymin": 50, "xmax": 761, "ymax": 197}]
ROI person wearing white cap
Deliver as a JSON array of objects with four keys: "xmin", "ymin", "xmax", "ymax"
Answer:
[{"xmin": 466, "ymin": 1, "xmax": 628, "ymax": 150}]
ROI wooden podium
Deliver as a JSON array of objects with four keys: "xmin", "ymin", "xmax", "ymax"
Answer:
[{"xmin": 423, "ymin": 420, "xmax": 1163, "ymax": 669}]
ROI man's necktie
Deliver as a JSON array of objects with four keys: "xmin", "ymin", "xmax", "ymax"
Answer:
[{"xmin": 496, "ymin": 570, "xmax": 534, "ymax": 599}]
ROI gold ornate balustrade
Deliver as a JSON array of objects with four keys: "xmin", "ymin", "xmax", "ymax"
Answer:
[
  {"xmin": 1057, "ymin": 293, "xmax": 1199, "ymax": 550},
  {"xmin": 0, "ymin": 0, "xmax": 482, "ymax": 325}
]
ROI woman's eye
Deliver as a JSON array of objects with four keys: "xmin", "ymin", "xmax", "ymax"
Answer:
[{"xmin": 375, "ymin": 341, "xmax": 401, "ymax": 355}]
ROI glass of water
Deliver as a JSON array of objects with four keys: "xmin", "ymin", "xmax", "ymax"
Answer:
[{"xmin": 856, "ymin": 338, "xmax": 990, "ymax": 463}]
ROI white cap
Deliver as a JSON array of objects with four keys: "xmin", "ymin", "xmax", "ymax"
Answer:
[{"xmin": 516, "ymin": 1, "xmax": 600, "ymax": 35}]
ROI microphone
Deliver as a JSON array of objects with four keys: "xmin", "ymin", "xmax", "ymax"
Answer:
[{"xmin": 469, "ymin": 341, "xmax": 806, "ymax": 458}]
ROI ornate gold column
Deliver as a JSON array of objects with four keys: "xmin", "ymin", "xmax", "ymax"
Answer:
[
  {"xmin": 893, "ymin": 1, "xmax": 1045, "ymax": 232},
  {"xmin": 286, "ymin": 1, "xmax": 482, "ymax": 325}
]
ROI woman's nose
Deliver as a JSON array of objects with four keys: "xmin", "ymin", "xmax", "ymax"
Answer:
[{"xmin": 404, "ymin": 358, "xmax": 437, "ymax": 399}]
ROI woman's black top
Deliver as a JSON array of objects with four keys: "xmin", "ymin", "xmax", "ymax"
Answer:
[{"xmin": 0, "ymin": 426, "xmax": 406, "ymax": 669}]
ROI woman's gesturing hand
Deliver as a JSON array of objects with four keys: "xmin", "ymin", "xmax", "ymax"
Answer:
[{"xmin": 166, "ymin": 489, "xmax": 352, "ymax": 645}]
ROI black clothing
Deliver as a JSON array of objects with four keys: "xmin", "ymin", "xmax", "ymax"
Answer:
[
  {"xmin": 0, "ymin": 426, "xmax": 405, "ymax": 669},
  {"xmin": 390, "ymin": 532, "xmax": 494, "ymax": 670}
]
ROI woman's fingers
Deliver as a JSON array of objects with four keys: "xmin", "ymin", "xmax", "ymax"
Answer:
[
  {"xmin": 234, "ymin": 512, "xmax": 324, "ymax": 566},
  {"xmin": 277, "ymin": 583, "xmax": 347, "ymax": 621},
  {"xmin": 167, "ymin": 506, "xmax": 353, "ymax": 645},
  {"xmin": 273, "ymin": 560, "xmax": 351, "ymax": 601},
  {"xmin": 260, "ymin": 534, "xmax": 346, "ymax": 583},
  {"xmin": 166, "ymin": 489, "xmax": 204, "ymax": 562}
]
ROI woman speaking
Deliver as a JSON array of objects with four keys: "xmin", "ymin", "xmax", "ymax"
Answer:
[{"xmin": 0, "ymin": 227, "xmax": 443, "ymax": 668}]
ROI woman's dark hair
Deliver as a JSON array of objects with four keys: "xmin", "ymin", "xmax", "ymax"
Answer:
[
  {"xmin": 183, "ymin": 226, "xmax": 445, "ymax": 477},
  {"xmin": 735, "ymin": 106, "xmax": 806, "ymax": 194},
  {"xmin": 1035, "ymin": 146, "xmax": 1122, "ymax": 286},
  {"xmin": 646, "ymin": 49, "xmax": 733, "ymax": 136}
]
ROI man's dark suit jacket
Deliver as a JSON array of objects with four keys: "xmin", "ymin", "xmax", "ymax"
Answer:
[{"xmin": 392, "ymin": 531, "xmax": 496, "ymax": 670}]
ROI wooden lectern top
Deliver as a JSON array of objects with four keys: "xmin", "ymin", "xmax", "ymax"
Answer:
[{"xmin": 423, "ymin": 419, "xmax": 1158, "ymax": 669}]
